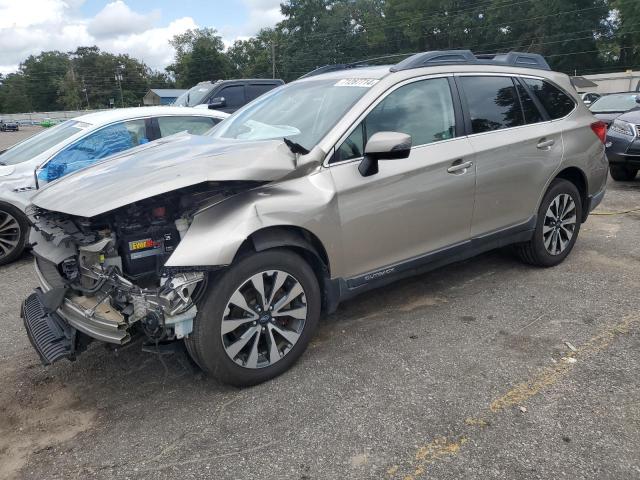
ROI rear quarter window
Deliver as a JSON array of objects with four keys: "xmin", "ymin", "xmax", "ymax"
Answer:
[{"xmin": 523, "ymin": 78, "xmax": 575, "ymax": 119}]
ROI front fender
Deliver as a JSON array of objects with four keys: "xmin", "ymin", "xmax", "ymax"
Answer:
[{"xmin": 165, "ymin": 171, "xmax": 342, "ymax": 271}]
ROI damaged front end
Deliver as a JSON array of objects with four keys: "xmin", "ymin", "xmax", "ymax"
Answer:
[{"xmin": 22, "ymin": 182, "xmax": 259, "ymax": 364}]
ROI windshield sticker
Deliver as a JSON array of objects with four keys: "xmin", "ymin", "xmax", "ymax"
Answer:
[{"xmin": 334, "ymin": 78, "xmax": 379, "ymax": 88}]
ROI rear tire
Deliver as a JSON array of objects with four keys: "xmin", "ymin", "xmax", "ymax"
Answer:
[
  {"xmin": 188, "ymin": 249, "xmax": 320, "ymax": 387},
  {"xmin": 609, "ymin": 165, "xmax": 638, "ymax": 181},
  {"xmin": 0, "ymin": 202, "xmax": 28, "ymax": 266},
  {"xmin": 516, "ymin": 179, "xmax": 582, "ymax": 268}
]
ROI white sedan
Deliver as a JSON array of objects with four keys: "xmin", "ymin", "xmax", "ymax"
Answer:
[{"xmin": 0, "ymin": 106, "xmax": 228, "ymax": 265}]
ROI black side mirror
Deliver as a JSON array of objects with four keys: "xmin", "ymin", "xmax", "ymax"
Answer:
[
  {"xmin": 358, "ymin": 131, "xmax": 412, "ymax": 177},
  {"xmin": 208, "ymin": 97, "xmax": 226, "ymax": 109}
]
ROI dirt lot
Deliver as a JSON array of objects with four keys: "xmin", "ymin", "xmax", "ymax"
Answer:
[
  {"xmin": 0, "ymin": 126, "xmax": 44, "ymax": 150},
  {"xmin": 0, "ymin": 131, "xmax": 638, "ymax": 478}
]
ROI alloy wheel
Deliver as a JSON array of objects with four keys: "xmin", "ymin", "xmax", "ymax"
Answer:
[
  {"xmin": 543, "ymin": 193, "xmax": 576, "ymax": 256},
  {"xmin": 0, "ymin": 210, "xmax": 21, "ymax": 259},
  {"xmin": 221, "ymin": 270, "xmax": 308, "ymax": 369}
]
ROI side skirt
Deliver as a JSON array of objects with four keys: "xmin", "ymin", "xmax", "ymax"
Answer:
[{"xmin": 332, "ymin": 216, "xmax": 536, "ymax": 305}]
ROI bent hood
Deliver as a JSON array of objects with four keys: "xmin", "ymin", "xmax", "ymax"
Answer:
[{"xmin": 31, "ymin": 133, "xmax": 298, "ymax": 217}]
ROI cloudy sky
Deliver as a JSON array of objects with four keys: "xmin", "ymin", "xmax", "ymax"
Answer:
[{"xmin": 0, "ymin": 0, "xmax": 284, "ymax": 74}]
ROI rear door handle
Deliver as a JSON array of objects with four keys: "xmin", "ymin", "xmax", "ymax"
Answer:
[
  {"xmin": 447, "ymin": 160, "xmax": 473, "ymax": 174},
  {"xmin": 537, "ymin": 139, "xmax": 555, "ymax": 150}
]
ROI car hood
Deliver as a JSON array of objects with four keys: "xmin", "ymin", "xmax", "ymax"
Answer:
[
  {"xmin": 592, "ymin": 112, "xmax": 624, "ymax": 125},
  {"xmin": 615, "ymin": 109, "xmax": 640, "ymax": 123},
  {"xmin": 31, "ymin": 133, "xmax": 300, "ymax": 217}
]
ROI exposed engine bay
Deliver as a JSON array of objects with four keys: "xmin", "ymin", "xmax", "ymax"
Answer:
[{"xmin": 28, "ymin": 181, "xmax": 261, "ymax": 347}]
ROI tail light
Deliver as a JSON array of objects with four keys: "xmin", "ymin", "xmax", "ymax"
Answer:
[{"xmin": 590, "ymin": 121, "xmax": 607, "ymax": 144}]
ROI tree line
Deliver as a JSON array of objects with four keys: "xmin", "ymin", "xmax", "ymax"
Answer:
[{"xmin": 1, "ymin": 0, "xmax": 639, "ymax": 114}]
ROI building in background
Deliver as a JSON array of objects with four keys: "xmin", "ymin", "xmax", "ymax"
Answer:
[
  {"xmin": 143, "ymin": 89, "xmax": 187, "ymax": 106},
  {"xmin": 572, "ymin": 71, "xmax": 640, "ymax": 95}
]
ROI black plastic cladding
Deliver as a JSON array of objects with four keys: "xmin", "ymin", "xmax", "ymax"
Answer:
[{"xmin": 390, "ymin": 50, "xmax": 551, "ymax": 72}]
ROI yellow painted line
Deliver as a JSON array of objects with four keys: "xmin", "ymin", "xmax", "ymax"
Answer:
[{"xmin": 389, "ymin": 314, "xmax": 639, "ymax": 479}]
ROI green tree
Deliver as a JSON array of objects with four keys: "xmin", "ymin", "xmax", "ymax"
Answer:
[
  {"xmin": 0, "ymin": 73, "xmax": 31, "ymax": 113},
  {"xmin": 227, "ymin": 29, "xmax": 277, "ymax": 78},
  {"xmin": 21, "ymin": 51, "xmax": 70, "ymax": 111},
  {"xmin": 610, "ymin": 0, "xmax": 640, "ymax": 69},
  {"xmin": 167, "ymin": 28, "xmax": 233, "ymax": 87}
]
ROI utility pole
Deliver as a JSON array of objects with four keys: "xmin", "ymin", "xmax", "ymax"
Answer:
[
  {"xmin": 115, "ymin": 64, "xmax": 124, "ymax": 108},
  {"xmin": 271, "ymin": 42, "xmax": 276, "ymax": 79},
  {"xmin": 81, "ymin": 77, "xmax": 90, "ymax": 110}
]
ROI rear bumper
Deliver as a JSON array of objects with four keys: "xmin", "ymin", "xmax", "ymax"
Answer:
[{"xmin": 33, "ymin": 256, "xmax": 130, "ymax": 345}]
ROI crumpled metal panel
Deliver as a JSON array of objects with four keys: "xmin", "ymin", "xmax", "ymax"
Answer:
[{"xmin": 31, "ymin": 133, "xmax": 298, "ymax": 217}]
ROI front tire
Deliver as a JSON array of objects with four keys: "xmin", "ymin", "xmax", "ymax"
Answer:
[
  {"xmin": 0, "ymin": 202, "xmax": 28, "ymax": 266},
  {"xmin": 516, "ymin": 179, "xmax": 582, "ymax": 267},
  {"xmin": 609, "ymin": 165, "xmax": 638, "ymax": 181},
  {"xmin": 188, "ymin": 249, "xmax": 320, "ymax": 387}
]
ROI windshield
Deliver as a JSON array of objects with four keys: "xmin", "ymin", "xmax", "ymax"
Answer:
[
  {"xmin": 590, "ymin": 94, "xmax": 640, "ymax": 113},
  {"xmin": 173, "ymin": 83, "xmax": 216, "ymax": 107},
  {"xmin": 0, "ymin": 120, "xmax": 89, "ymax": 166},
  {"xmin": 209, "ymin": 78, "xmax": 376, "ymax": 150}
]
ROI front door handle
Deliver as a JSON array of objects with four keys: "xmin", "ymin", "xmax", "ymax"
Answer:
[
  {"xmin": 447, "ymin": 160, "xmax": 473, "ymax": 174},
  {"xmin": 537, "ymin": 138, "xmax": 555, "ymax": 150}
]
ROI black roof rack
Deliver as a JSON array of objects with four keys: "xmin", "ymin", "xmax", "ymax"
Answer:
[
  {"xmin": 390, "ymin": 50, "xmax": 550, "ymax": 72},
  {"xmin": 299, "ymin": 50, "xmax": 550, "ymax": 80},
  {"xmin": 299, "ymin": 53, "xmax": 419, "ymax": 79}
]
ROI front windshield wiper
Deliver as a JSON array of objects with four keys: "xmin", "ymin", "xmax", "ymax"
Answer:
[
  {"xmin": 283, "ymin": 138, "xmax": 310, "ymax": 155},
  {"xmin": 0, "ymin": 161, "xmax": 6, "ymax": 166}
]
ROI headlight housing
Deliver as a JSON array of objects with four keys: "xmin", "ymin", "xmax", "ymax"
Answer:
[{"xmin": 609, "ymin": 119, "xmax": 636, "ymax": 137}]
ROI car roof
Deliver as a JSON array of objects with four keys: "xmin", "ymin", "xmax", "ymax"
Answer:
[
  {"xmin": 297, "ymin": 65, "xmax": 392, "ymax": 82},
  {"xmin": 73, "ymin": 106, "xmax": 228, "ymax": 126}
]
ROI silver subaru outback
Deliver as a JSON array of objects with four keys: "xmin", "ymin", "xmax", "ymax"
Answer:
[{"xmin": 22, "ymin": 50, "xmax": 608, "ymax": 386}]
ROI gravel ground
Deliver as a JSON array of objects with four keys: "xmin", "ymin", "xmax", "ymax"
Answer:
[
  {"xmin": 0, "ymin": 126, "xmax": 44, "ymax": 150},
  {"xmin": 0, "ymin": 140, "xmax": 638, "ymax": 479}
]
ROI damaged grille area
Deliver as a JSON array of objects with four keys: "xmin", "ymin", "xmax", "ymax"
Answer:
[{"xmin": 29, "ymin": 181, "xmax": 260, "ymax": 346}]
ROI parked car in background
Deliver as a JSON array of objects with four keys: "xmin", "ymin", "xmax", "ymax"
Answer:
[
  {"xmin": 0, "ymin": 119, "xmax": 19, "ymax": 131},
  {"xmin": 580, "ymin": 92, "xmax": 600, "ymax": 106},
  {"xmin": 589, "ymin": 92, "xmax": 640, "ymax": 126},
  {"xmin": 173, "ymin": 79, "xmax": 284, "ymax": 112},
  {"xmin": 604, "ymin": 110, "xmax": 640, "ymax": 181},
  {"xmin": 23, "ymin": 50, "xmax": 607, "ymax": 386},
  {"xmin": 0, "ymin": 106, "xmax": 227, "ymax": 265}
]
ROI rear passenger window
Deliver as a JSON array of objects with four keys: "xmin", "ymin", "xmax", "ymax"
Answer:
[
  {"xmin": 157, "ymin": 116, "xmax": 218, "ymax": 137},
  {"xmin": 523, "ymin": 79, "xmax": 575, "ymax": 119},
  {"xmin": 515, "ymin": 81, "xmax": 544, "ymax": 124},
  {"xmin": 460, "ymin": 76, "xmax": 523, "ymax": 133},
  {"xmin": 246, "ymin": 84, "xmax": 276, "ymax": 101}
]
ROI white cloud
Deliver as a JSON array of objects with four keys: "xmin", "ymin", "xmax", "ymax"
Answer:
[
  {"xmin": 0, "ymin": 0, "xmax": 196, "ymax": 74},
  {"xmin": 88, "ymin": 1, "xmax": 159, "ymax": 39},
  {"xmin": 220, "ymin": 0, "xmax": 283, "ymax": 40},
  {"xmin": 0, "ymin": 0, "xmax": 285, "ymax": 76}
]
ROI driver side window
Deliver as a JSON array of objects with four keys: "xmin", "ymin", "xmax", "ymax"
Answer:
[{"xmin": 333, "ymin": 77, "xmax": 456, "ymax": 163}]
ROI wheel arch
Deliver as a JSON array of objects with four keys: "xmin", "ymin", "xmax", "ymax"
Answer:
[
  {"xmin": 234, "ymin": 226, "xmax": 340, "ymax": 314},
  {"xmin": 554, "ymin": 166, "xmax": 589, "ymax": 222}
]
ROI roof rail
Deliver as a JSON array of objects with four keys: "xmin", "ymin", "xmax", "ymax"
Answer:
[
  {"xmin": 390, "ymin": 50, "xmax": 551, "ymax": 72},
  {"xmin": 299, "ymin": 53, "xmax": 418, "ymax": 79}
]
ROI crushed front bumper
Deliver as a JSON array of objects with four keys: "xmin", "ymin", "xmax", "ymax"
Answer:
[
  {"xmin": 22, "ymin": 289, "xmax": 76, "ymax": 365},
  {"xmin": 32, "ymin": 256, "xmax": 130, "ymax": 345}
]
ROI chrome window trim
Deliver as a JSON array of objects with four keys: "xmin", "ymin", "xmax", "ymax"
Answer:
[
  {"xmin": 324, "ymin": 73, "xmax": 456, "ymax": 168},
  {"xmin": 455, "ymin": 73, "xmax": 577, "ymax": 139}
]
